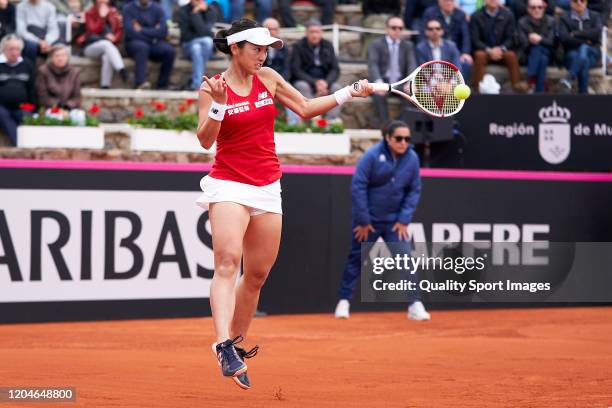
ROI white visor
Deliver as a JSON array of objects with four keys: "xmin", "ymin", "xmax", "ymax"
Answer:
[{"xmin": 226, "ymin": 27, "xmax": 284, "ymax": 49}]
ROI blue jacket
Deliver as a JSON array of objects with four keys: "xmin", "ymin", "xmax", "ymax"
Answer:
[
  {"xmin": 351, "ymin": 140, "xmax": 421, "ymax": 226},
  {"xmin": 415, "ymin": 39, "xmax": 461, "ymax": 67},
  {"xmin": 123, "ymin": 0, "xmax": 167, "ymax": 44},
  {"xmin": 422, "ymin": 6, "xmax": 471, "ymax": 55}
]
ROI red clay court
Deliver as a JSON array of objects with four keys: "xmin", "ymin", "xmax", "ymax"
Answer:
[{"xmin": 1, "ymin": 307, "xmax": 611, "ymax": 407}]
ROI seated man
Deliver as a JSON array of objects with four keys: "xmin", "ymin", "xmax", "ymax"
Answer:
[
  {"xmin": 290, "ymin": 20, "xmax": 342, "ymax": 122},
  {"xmin": 123, "ymin": 0, "xmax": 176, "ymax": 89},
  {"xmin": 404, "ymin": 0, "xmax": 437, "ymax": 32},
  {"xmin": 263, "ymin": 18, "xmax": 289, "ymax": 80},
  {"xmin": 0, "ymin": 35, "xmax": 36, "ymax": 146},
  {"xmin": 16, "ymin": 0, "xmax": 60, "ymax": 63},
  {"xmin": 558, "ymin": 0, "xmax": 603, "ymax": 93},
  {"xmin": 177, "ymin": 0, "xmax": 216, "ymax": 90},
  {"xmin": 416, "ymin": 19, "xmax": 461, "ymax": 68},
  {"xmin": 422, "ymin": 0, "xmax": 472, "ymax": 83},
  {"xmin": 367, "ymin": 16, "xmax": 416, "ymax": 128},
  {"xmin": 516, "ymin": 0, "xmax": 555, "ymax": 92},
  {"xmin": 470, "ymin": 0, "xmax": 527, "ymax": 92},
  {"xmin": 278, "ymin": 0, "xmax": 337, "ymax": 27}
]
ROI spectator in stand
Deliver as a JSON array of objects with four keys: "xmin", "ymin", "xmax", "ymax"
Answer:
[
  {"xmin": 77, "ymin": 0, "xmax": 127, "ymax": 88},
  {"xmin": 422, "ymin": 0, "xmax": 472, "ymax": 83},
  {"xmin": 263, "ymin": 17, "xmax": 289, "ymax": 79},
  {"xmin": 37, "ymin": 44, "xmax": 81, "ymax": 109},
  {"xmin": 16, "ymin": 0, "xmax": 60, "ymax": 63},
  {"xmin": 0, "ymin": 0, "xmax": 16, "ymax": 40},
  {"xmin": 558, "ymin": 0, "xmax": 603, "ymax": 93},
  {"xmin": 177, "ymin": 0, "xmax": 216, "ymax": 90},
  {"xmin": 416, "ymin": 19, "xmax": 461, "ymax": 67},
  {"xmin": 123, "ymin": 0, "xmax": 176, "ymax": 89},
  {"xmin": 506, "ymin": 0, "xmax": 556, "ymax": 20},
  {"xmin": 367, "ymin": 16, "xmax": 416, "ymax": 128},
  {"xmin": 471, "ymin": 0, "xmax": 527, "ymax": 92},
  {"xmin": 404, "ymin": 0, "xmax": 437, "ymax": 32},
  {"xmin": 230, "ymin": 0, "xmax": 271, "ymax": 22},
  {"xmin": 278, "ymin": 0, "xmax": 337, "ymax": 26},
  {"xmin": 0, "ymin": 35, "xmax": 36, "ymax": 146},
  {"xmin": 290, "ymin": 19, "xmax": 343, "ymax": 122},
  {"xmin": 516, "ymin": 0, "xmax": 555, "ymax": 92},
  {"xmin": 66, "ymin": 0, "xmax": 85, "ymax": 42}
]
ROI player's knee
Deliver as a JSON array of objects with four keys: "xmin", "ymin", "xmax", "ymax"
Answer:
[
  {"xmin": 215, "ymin": 251, "xmax": 241, "ymax": 276},
  {"xmin": 244, "ymin": 269, "xmax": 270, "ymax": 290}
]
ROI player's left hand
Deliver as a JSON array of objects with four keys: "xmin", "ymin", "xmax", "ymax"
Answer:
[
  {"xmin": 350, "ymin": 79, "xmax": 373, "ymax": 98},
  {"xmin": 392, "ymin": 222, "xmax": 410, "ymax": 241}
]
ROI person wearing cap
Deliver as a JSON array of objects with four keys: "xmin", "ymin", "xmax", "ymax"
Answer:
[{"xmin": 196, "ymin": 18, "xmax": 373, "ymax": 390}]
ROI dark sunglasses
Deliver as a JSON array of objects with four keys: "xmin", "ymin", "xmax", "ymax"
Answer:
[
  {"xmin": 571, "ymin": 0, "xmax": 585, "ymax": 3},
  {"xmin": 427, "ymin": 26, "xmax": 443, "ymax": 31},
  {"xmin": 388, "ymin": 26, "xmax": 404, "ymax": 30},
  {"xmin": 392, "ymin": 136, "xmax": 411, "ymax": 143},
  {"xmin": 528, "ymin": 5, "xmax": 545, "ymax": 8}
]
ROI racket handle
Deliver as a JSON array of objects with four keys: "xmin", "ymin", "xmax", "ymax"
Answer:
[{"xmin": 369, "ymin": 83, "xmax": 391, "ymax": 93}]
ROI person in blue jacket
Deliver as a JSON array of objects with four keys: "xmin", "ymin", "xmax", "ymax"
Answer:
[{"xmin": 335, "ymin": 120, "xmax": 430, "ymax": 321}]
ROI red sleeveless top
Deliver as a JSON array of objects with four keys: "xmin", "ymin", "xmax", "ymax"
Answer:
[{"xmin": 208, "ymin": 74, "xmax": 281, "ymax": 186}]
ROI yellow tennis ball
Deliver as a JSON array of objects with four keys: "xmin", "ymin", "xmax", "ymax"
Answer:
[{"xmin": 454, "ymin": 84, "xmax": 471, "ymax": 100}]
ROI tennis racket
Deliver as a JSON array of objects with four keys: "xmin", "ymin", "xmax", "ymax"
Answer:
[{"xmin": 356, "ymin": 60, "xmax": 466, "ymax": 118}]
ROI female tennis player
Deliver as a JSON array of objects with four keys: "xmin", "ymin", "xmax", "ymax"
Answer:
[{"xmin": 196, "ymin": 18, "xmax": 372, "ymax": 390}]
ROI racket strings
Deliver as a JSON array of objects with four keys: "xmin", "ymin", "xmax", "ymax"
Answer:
[{"xmin": 413, "ymin": 62, "xmax": 462, "ymax": 117}]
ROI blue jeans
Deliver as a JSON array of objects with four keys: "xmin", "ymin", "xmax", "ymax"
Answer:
[
  {"xmin": 182, "ymin": 37, "xmax": 214, "ymax": 90},
  {"xmin": 527, "ymin": 45, "xmax": 550, "ymax": 92},
  {"xmin": 565, "ymin": 44, "xmax": 600, "ymax": 94},
  {"xmin": 125, "ymin": 40, "xmax": 176, "ymax": 88},
  {"xmin": 0, "ymin": 105, "xmax": 24, "ymax": 146},
  {"xmin": 230, "ymin": 0, "xmax": 272, "ymax": 22},
  {"xmin": 338, "ymin": 222, "xmax": 421, "ymax": 302}
]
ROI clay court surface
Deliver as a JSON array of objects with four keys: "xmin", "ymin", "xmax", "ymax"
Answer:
[{"xmin": 1, "ymin": 307, "xmax": 611, "ymax": 407}]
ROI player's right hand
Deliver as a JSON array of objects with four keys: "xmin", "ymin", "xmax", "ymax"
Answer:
[
  {"xmin": 353, "ymin": 224, "xmax": 375, "ymax": 242},
  {"xmin": 201, "ymin": 75, "xmax": 228, "ymax": 105}
]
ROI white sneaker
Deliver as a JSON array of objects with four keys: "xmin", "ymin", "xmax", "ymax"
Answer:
[
  {"xmin": 408, "ymin": 301, "xmax": 430, "ymax": 321},
  {"xmin": 334, "ymin": 299, "xmax": 350, "ymax": 319}
]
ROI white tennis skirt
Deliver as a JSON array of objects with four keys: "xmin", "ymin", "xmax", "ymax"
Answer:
[{"xmin": 196, "ymin": 175, "xmax": 283, "ymax": 215}]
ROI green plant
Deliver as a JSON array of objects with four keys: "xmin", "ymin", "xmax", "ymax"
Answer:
[{"xmin": 274, "ymin": 118, "xmax": 344, "ymax": 134}]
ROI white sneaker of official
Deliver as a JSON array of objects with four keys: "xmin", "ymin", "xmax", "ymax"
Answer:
[
  {"xmin": 334, "ymin": 299, "xmax": 350, "ymax": 319},
  {"xmin": 408, "ymin": 301, "xmax": 431, "ymax": 321}
]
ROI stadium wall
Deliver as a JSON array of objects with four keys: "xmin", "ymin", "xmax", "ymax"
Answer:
[{"xmin": 1, "ymin": 160, "xmax": 611, "ymax": 323}]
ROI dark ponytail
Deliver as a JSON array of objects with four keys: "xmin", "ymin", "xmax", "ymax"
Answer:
[
  {"xmin": 214, "ymin": 19, "xmax": 261, "ymax": 55},
  {"xmin": 382, "ymin": 120, "xmax": 410, "ymax": 138}
]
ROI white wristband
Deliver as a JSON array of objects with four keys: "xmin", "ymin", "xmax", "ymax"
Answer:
[
  {"xmin": 333, "ymin": 86, "xmax": 354, "ymax": 106},
  {"xmin": 208, "ymin": 101, "xmax": 226, "ymax": 121}
]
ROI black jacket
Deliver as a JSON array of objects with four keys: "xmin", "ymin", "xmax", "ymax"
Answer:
[
  {"xmin": 264, "ymin": 46, "xmax": 290, "ymax": 80},
  {"xmin": 0, "ymin": 3, "xmax": 16, "ymax": 39},
  {"xmin": 516, "ymin": 14, "xmax": 555, "ymax": 51},
  {"xmin": 404, "ymin": 0, "xmax": 436, "ymax": 28},
  {"xmin": 0, "ymin": 59, "xmax": 36, "ymax": 110},
  {"xmin": 470, "ymin": 7, "xmax": 516, "ymax": 51},
  {"xmin": 177, "ymin": 3, "xmax": 216, "ymax": 44},
  {"xmin": 362, "ymin": 0, "xmax": 400, "ymax": 16},
  {"xmin": 290, "ymin": 37, "xmax": 340, "ymax": 86},
  {"xmin": 558, "ymin": 9, "xmax": 603, "ymax": 50},
  {"xmin": 587, "ymin": 0, "xmax": 610, "ymax": 26}
]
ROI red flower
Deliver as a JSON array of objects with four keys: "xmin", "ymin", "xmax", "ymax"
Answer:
[
  {"xmin": 135, "ymin": 108, "xmax": 144, "ymax": 119},
  {"xmin": 185, "ymin": 98, "xmax": 194, "ymax": 105},
  {"xmin": 155, "ymin": 102, "xmax": 166, "ymax": 111},
  {"xmin": 178, "ymin": 104, "xmax": 187, "ymax": 113},
  {"xmin": 89, "ymin": 104, "xmax": 100, "ymax": 115},
  {"xmin": 19, "ymin": 103, "xmax": 35, "ymax": 112},
  {"xmin": 316, "ymin": 118, "xmax": 328, "ymax": 128},
  {"xmin": 50, "ymin": 106, "xmax": 61, "ymax": 114}
]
